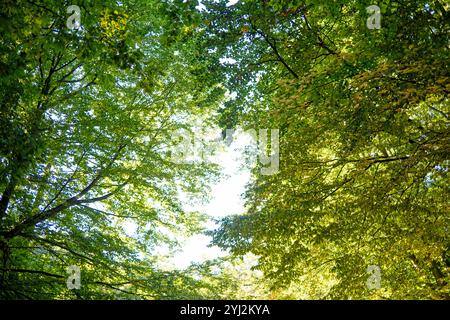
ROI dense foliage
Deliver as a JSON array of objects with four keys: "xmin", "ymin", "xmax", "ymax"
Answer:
[
  {"xmin": 0, "ymin": 0, "xmax": 224, "ymax": 299},
  {"xmin": 1, "ymin": 0, "xmax": 448, "ymax": 299},
  {"xmin": 208, "ymin": 0, "xmax": 450, "ymax": 299}
]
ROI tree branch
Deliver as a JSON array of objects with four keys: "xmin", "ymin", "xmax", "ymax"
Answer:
[{"xmin": 255, "ymin": 29, "xmax": 299, "ymax": 79}]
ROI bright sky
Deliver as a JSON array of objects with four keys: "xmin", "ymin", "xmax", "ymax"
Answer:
[
  {"xmin": 128, "ymin": 0, "xmax": 246, "ymax": 269},
  {"xmin": 196, "ymin": 0, "xmax": 239, "ymax": 10},
  {"xmin": 170, "ymin": 0, "xmax": 246, "ymax": 267},
  {"xmin": 165, "ymin": 131, "xmax": 254, "ymax": 269}
]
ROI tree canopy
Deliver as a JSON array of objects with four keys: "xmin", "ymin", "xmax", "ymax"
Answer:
[
  {"xmin": 0, "ymin": 0, "xmax": 224, "ymax": 299},
  {"xmin": 0, "ymin": 0, "xmax": 449, "ymax": 300},
  {"xmin": 208, "ymin": 0, "xmax": 450, "ymax": 299}
]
